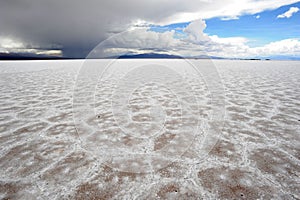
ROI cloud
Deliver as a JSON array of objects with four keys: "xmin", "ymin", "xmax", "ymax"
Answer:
[
  {"xmin": 277, "ymin": 7, "xmax": 299, "ymax": 18},
  {"xmin": 91, "ymin": 28, "xmax": 180, "ymax": 57},
  {"xmin": 0, "ymin": 37, "xmax": 24, "ymax": 49},
  {"xmin": 252, "ymin": 39, "xmax": 300, "ymax": 56},
  {"xmin": 210, "ymin": 36, "xmax": 248, "ymax": 45},
  {"xmin": 0, "ymin": 0, "xmax": 299, "ymax": 57},
  {"xmin": 99, "ymin": 19, "xmax": 300, "ymax": 59},
  {"xmin": 0, "ymin": 36, "xmax": 62, "ymax": 56},
  {"xmin": 220, "ymin": 16, "xmax": 239, "ymax": 21},
  {"xmin": 183, "ymin": 20, "xmax": 210, "ymax": 43}
]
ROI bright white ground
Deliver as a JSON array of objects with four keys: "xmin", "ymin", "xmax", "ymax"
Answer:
[{"xmin": 0, "ymin": 60, "xmax": 299, "ymax": 199}]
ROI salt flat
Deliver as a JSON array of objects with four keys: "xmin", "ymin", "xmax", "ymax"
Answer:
[{"xmin": 0, "ymin": 59, "xmax": 299, "ymax": 199}]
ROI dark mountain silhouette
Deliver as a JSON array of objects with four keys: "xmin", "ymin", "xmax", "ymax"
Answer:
[
  {"xmin": 116, "ymin": 53, "xmax": 225, "ymax": 59},
  {"xmin": 117, "ymin": 53, "xmax": 183, "ymax": 59},
  {"xmin": 0, "ymin": 52, "xmax": 67, "ymax": 60}
]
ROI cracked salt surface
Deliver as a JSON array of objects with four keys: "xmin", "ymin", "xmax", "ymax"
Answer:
[{"xmin": 0, "ymin": 60, "xmax": 299, "ymax": 199}]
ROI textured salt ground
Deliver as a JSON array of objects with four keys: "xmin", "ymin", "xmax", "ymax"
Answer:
[{"xmin": 0, "ymin": 60, "xmax": 299, "ymax": 199}]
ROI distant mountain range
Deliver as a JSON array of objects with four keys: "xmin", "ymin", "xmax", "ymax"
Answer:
[
  {"xmin": 1, "ymin": 52, "xmax": 299, "ymax": 60},
  {"xmin": 0, "ymin": 52, "xmax": 67, "ymax": 60},
  {"xmin": 113, "ymin": 53, "xmax": 225, "ymax": 59},
  {"xmin": 260, "ymin": 55, "xmax": 300, "ymax": 61},
  {"xmin": 0, "ymin": 52, "xmax": 223, "ymax": 60},
  {"xmin": 117, "ymin": 53, "xmax": 182, "ymax": 59}
]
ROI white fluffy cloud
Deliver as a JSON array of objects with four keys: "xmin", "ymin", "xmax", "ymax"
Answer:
[
  {"xmin": 277, "ymin": 7, "xmax": 299, "ymax": 18},
  {"xmin": 252, "ymin": 39, "xmax": 300, "ymax": 56},
  {"xmin": 154, "ymin": 0, "xmax": 299, "ymax": 25},
  {"xmin": 183, "ymin": 19, "xmax": 210, "ymax": 43},
  {"xmin": 90, "ymin": 28, "xmax": 181, "ymax": 57},
  {"xmin": 101, "ymin": 19, "xmax": 300, "ymax": 58},
  {"xmin": 0, "ymin": 0, "xmax": 299, "ymax": 57}
]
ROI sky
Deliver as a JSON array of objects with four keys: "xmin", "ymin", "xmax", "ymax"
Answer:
[{"xmin": 0, "ymin": 0, "xmax": 299, "ymax": 59}]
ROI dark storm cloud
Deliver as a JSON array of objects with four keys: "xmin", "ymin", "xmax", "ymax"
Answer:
[
  {"xmin": 0, "ymin": 0, "xmax": 133, "ymax": 57},
  {"xmin": 1, "ymin": 0, "xmax": 206, "ymax": 57}
]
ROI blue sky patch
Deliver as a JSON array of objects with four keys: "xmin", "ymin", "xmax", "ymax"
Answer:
[{"xmin": 150, "ymin": 2, "xmax": 300, "ymax": 48}]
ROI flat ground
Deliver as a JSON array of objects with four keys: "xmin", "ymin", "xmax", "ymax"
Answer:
[{"xmin": 0, "ymin": 60, "xmax": 299, "ymax": 199}]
